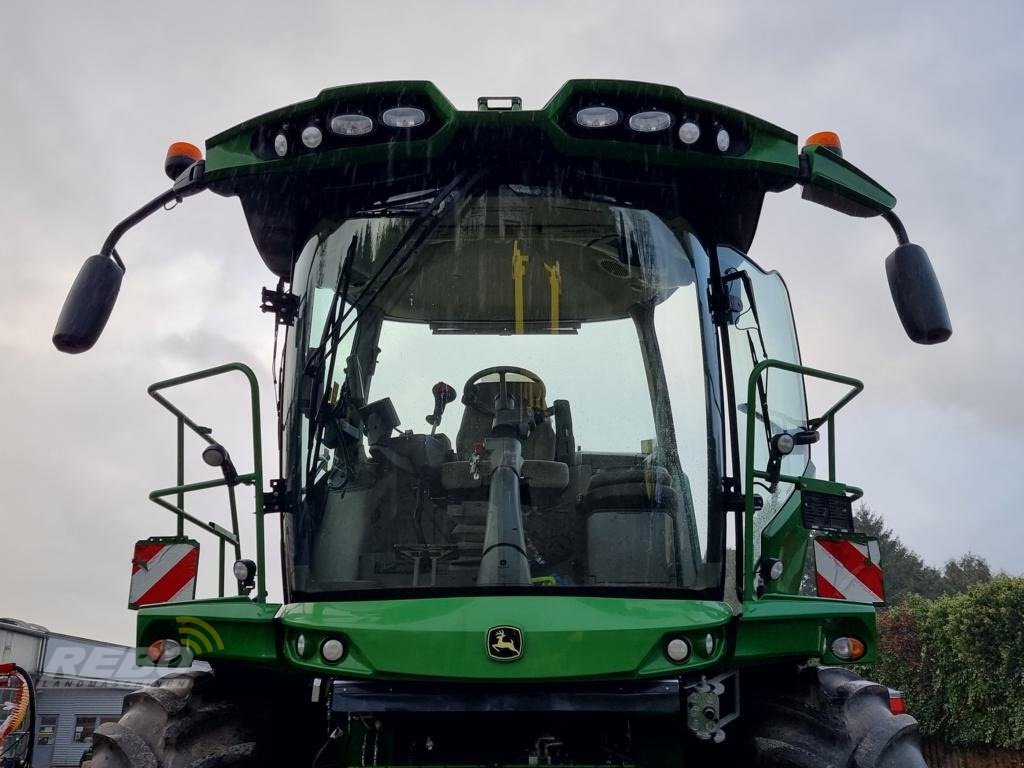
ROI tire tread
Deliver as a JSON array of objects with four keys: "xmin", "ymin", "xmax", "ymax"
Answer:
[{"xmin": 90, "ymin": 671, "xmax": 258, "ymax": 768}]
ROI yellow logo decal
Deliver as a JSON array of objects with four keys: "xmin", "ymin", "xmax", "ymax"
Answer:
[{"xmin": 176, "ymin": 616, "xmax": 225, "ymax": 656}]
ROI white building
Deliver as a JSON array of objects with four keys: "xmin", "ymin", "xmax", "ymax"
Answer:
[{"xmin": 1, "ymin": 618, "xmax": 185, "ymax": 767}]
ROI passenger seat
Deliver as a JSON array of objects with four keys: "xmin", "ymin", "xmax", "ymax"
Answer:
[{"xmin": 582, "ymin": 465, "xmax": 679, "ymax": 586}]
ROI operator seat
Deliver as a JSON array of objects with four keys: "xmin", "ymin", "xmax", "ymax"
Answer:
[
  {"xmin": 442, "ymin": 367, "xmax": 567, "ymax": 577},
  {"xmin": 441, "ymin": 367, "xmax": 568, "ymax": 494}
]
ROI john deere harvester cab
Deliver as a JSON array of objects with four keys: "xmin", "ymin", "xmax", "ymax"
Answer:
[{"xmin": 55, "ymin": 81, "xmax": 949, "ymax": 768}]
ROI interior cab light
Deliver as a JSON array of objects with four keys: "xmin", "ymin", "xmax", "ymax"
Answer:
[{"xmin": 804, "ymin": 131, "xmax": 843, "ymax": 157}]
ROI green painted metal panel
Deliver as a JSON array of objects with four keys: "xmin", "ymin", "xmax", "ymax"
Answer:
[
  {"xmin": 759, "ymin": 490, "xmax": 810, "ymax": 596},
  {"xmin": 200, "ymin": 78, "xmax": 903, "ymax": 278},
  {"xmin": 135, "ymin": 592, "xmax": 880, "ymax": 677},
  {"xmin": 204, "ymin": 79, "xmax": 805, "ymax": 182},
  {"xmin": 802, "ymin": 144, "xmax": 896, "ymax": 215},
  {"xmin": 136, "ymin": 597, "xmax": 281, "ymax": 666},
  {"xmin": 277, "ymin": 596, "xmax": 734, "ymax": 680},
  {"xmin": 734, "ymin": 595, "xmax": 877, "ymax": 664}
]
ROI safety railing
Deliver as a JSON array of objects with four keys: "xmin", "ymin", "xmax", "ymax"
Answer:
[
  {"xmin": 742, "ymin": 359, "xmax": 864, "ymax": 600},
  {"xmin": 147, "ymin": 363, "xmax": 267, "ymax": 602}
]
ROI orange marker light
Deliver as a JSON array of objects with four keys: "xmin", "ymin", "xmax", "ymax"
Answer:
[
  {"xmin": 848, "ymin": 636, "xmax": 866, "ymax": 660},
  {"xmin": 830, "ymin": 635, "xmax": 867, "ymax": 661},
  {"xmin": 147, "ymin": 639, "xmax": 166, "ymax": 663},
  {"xmin": 804, "ymin": 131, "xmax": 843, "ymax": 158},
  {"xmin": 164, "ymin": 141, "xmax": 204, "ymax": 180}
]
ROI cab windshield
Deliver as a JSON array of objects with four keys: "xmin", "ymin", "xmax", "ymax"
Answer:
[{"xmin": 282, "ymin": 184, "xmax": 721, "ymax": 598}]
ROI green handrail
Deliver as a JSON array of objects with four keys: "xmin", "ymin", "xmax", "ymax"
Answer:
[
  {"xmin": 147, "ymin": 363, "xmax": 267, "ymax": 602},
  {"xmin": 742, "ymin": 359, "xmax": 864, "ymax": 602}
]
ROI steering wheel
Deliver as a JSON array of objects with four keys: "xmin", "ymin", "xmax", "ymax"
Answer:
[{"xmin": 461, "ymin": 366, "xmax": 547, "ymax": 416}]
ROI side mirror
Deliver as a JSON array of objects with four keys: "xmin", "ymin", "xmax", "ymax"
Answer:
[
  {"xmin": 52, "ymin": 254, "xmax": 125, "ymax": 353},
  {"xmin": 885, "ymin": 243, "xmax": 952, "ymax": 345}
]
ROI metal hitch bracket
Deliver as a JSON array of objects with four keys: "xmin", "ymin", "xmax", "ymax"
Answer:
[{"xmin": 685, "ymin": 671, "xmax": 740, "ymax": 743}]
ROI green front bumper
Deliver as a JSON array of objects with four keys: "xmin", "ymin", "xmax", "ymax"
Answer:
[{"xmin": 136, "ymin": 594, "xmax": 874, "ymax": 678}]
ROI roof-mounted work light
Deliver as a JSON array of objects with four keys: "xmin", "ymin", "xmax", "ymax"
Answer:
[{"xmin": 202, "ymin": 442, "xmax": 239, "ymax": 485}]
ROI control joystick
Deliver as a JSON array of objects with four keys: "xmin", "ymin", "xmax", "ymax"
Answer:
[{"xmin": 426, "ymin": 381, "xmax": 457, "ymax": 435}]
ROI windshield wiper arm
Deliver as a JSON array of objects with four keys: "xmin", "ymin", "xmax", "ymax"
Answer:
[
  {"xmin": 304, "ymin": 170, "xmax": 486, "ymax": 488},
  {"xmin": 341, "ymin": 170, "xmax": 485, "ymax": 325},
  {"xmin": 301, "ymin": 233, "xmax": 359, "ymax": 486}
]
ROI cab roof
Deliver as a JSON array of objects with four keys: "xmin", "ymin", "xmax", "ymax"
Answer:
[{"xmin": 202, "ymin": 80, "xmax": 894, "ymax": 278}]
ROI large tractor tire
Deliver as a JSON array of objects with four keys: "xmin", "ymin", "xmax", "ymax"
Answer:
[
  {"xmin": 746, "ymin": 664, "xmax": 928, "ymax": 768},
  {"xmin": 91, "ymin": 670, "xmax": 262, "ymax": 768}
]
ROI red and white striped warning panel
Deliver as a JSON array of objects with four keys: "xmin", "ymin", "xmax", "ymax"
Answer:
[
  {"xmin": 814, "ymin": 537, "xmax": 885, "ymax": 604},
  {"xmin": 129, "ymin": 539, "xmax": 200, "ymax": 609}
]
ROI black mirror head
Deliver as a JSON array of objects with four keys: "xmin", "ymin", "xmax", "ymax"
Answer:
[
  {"xmin": 52, "ymin": 254, "xmax": 125, "ymax": 353},
  {"xmin": 885, "ymin": 243, "xmax": 952, "ymax": 345}
]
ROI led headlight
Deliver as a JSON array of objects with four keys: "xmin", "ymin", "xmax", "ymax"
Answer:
[
  {"xmin": 295, "ymin": 634, "xmax": 308, "ymax": 657},
  {"xmin": 772, "ymin": 433, "xmax": 795, "ymax": 456},
  {"xmin": 628, "ymin": 110, "xmax": 672, "ymax": 133},
  {"xmin": 716, "ymin": 127, "xmax": 731, "ymax": 152},
  {"xmin": 665, "ymin": 637, "xmax": 691, "ymax": 663},
  {"xmin": 575, "ymin": 106, "xmax": 619, "ymax": 128},
  {"xmin": 321, "ymin": 637, "xmax": 346, "ymax": 663},
  {"xmin": 704, "ymin": 633, "xmax": 715, "ymax": 655},
  {"xmin": 382, "ymin": 107, "xmax": 426, "ymax": 128},
  {"xmin": 273, "ymin": 132, "xmax": 288, "ymax": 158},
  {"xmin": 201, "ymin": 443, "xmax": 229, "ymax": 467},
  {"xmin": 232, "ymin": 559, "xmax": 256, "ymax": 583},
  {"xmin": 301, "ymin": 125, "xmax": 323, "ymax": 149},
  {"xmin": 678, "ymin": 120, "xmax": 700, "ymax": 145},
  {"xmin": 330, "ymin": 114, "xmax": 374, "ymax": 136}
]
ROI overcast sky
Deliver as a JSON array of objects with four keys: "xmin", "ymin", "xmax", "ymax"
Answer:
[{"xmin": 1, "ymin": 2, "xmax": 1021, "ymax": 644}]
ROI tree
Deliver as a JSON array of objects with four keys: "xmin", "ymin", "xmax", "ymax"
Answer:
[
  {"xmin": 863, "ymin": 577, "xmax": 1024, "ymax": 748},
  {"xmin": 941, "ymin": 553, "xmax": 991, "ymax": 594}
]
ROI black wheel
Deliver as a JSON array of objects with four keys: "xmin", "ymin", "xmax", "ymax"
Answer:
[
  {"xmin": 91, "ymin": 670, "xmax": 260, "ymax": 768},
  {"xmin": 744, "ymin": 664, "xmax": 928, "ymax": 768}
]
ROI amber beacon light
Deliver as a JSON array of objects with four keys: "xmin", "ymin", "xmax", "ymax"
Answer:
[
  {"xmin": 164, "ymin": 141, "xmax": 204, "ymax": 180},
  {"xmin": 803, "ymin": 130, "xmax": 843, "ymax": 157}
]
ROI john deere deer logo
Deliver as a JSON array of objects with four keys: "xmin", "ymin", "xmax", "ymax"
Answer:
[{"xmin": 487, "ymin": 626, "xmax": 524, "ymax": 661}]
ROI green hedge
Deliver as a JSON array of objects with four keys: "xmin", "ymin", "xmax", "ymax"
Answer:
[{"xmin": 860, "ymin": 576, "xmax": 1024, "ymax": 748}]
